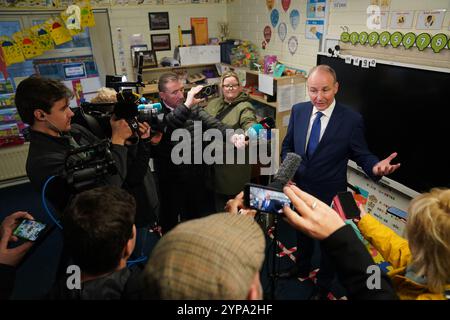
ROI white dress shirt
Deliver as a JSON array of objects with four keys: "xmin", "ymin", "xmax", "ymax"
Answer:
[{"xmin": 305, "ymin": 99, "xmax": 336, "ymax": 153}]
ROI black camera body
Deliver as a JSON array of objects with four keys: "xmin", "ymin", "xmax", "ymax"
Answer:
[
  {"xmin": 65, "ymin": 140, "xmax": 117, "ymax": 193},
  {"xmin": 195, "ymin": 84, "xmax": 218, "ymax": 99},
  {"xmin": 80, "ymin": 89, "xmax": 166, "ymax": 138},
  {"xmin": 136, "ymin": 102, "xmax": 166, "ymax": 135}
]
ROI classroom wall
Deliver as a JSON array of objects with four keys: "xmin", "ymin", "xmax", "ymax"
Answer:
[
  {"xmin": 108, "ymin": 3, "xmax": 227, "ymax": 78},
  {"xmin": 227, "ymin": 0, "xmax": 450, "ymax": 72},
  {"xmin": 227, "ymin": 0, "xmax": 449, "ymax": 231}
]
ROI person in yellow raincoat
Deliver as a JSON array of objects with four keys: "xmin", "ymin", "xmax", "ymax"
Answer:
[{"xmin": 358, "ymin": 188, "xmax": 450, "ymax": 300}]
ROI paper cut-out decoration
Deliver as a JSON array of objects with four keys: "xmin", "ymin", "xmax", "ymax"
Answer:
[
  {"xmin": 430, "ymin": 33, "xmax": 447, "ymax": 53},
  {"xmin": 0, "ymin": 36, "xmax": 25, "ymax": 66},
  {"xmin": 47, "ymin": 18, "xmax": 72, "ymax": 45},
  {"xmin": 281, "ymin": 0, "xmax": 291, "ymax": 12},
  {"xmin": 80, "ymin": 1, "xmax": 95, "ymax": 27},
  {"xmin": 416, "ymin": 33, "xmax": 431, "ymax": 51},
  {"xmin": 402, "ymin": 32, "xmax": 416, "ymax": 49},
  {"xmin": 263, "ymin": 26, "xmax": 272, "ymax": 43},
  {"xmin": 266, "ymin": 0, "xmax": 274, "ymax": 11},
  {"xmin": 288, "ymin": 36, "xmax": 298, "ymax": 55},
  {"xmin": 270, "ymin": 9, "xmax": 279, "ymax": 28},
  {"xmin": 278, "ymin": 22, "xmax": 287, "ymax": 42},
  {"xmin": 290, "ymin": 9, "xmax": 300, "ymax": 30},
  {"xmin": 13, "ymin": 30, "xmax": 43, "ymax": 59},
  {"xmin": 62, "ymin": 5, "xmax": 82, "ymax": 32},
  {"xmin": 31, "ymin": 25, "xmax": 54, "ymax": 52}
]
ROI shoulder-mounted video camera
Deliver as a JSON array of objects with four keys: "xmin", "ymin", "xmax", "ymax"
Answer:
[
  {"xmin": 80, "ymin": 90, "xmax": 166, "ymax": 139},
  {"xmin": 64, "ymin": 139, "xmax": 117, "ymax": 193}
]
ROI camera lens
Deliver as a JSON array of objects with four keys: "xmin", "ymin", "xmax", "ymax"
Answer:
[{"xmin": 204, "ymin": 86, "xmax": 211, "ymax": 96}]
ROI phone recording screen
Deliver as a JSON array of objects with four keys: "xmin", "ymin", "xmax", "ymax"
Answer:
[
  {"xmin": 248, "ymin": 185, "xmax": 292, "ymax": 215},
  {"xmin": 13, "ymin": 220, "xmax": 47, "ymax": 241}
]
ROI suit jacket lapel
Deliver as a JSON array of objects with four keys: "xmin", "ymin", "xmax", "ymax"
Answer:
[
  {"xmin": 312, "ymin": 103, "xmax": 344, "ymax": 158},
  {"xmin": 297, "ymin": 103, "xmax": 313, "ymax": 156}
]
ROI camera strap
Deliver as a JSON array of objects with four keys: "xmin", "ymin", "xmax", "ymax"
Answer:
[{"xmin": 216, "ymin": 103, "xmax": 235, "ymax": 122}]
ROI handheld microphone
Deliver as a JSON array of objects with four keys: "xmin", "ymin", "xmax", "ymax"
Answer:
[
  {"xmin": 269, "ymin": 152, "xmax": 302, "ymax": 190},
  {"xmin": 245, "ymin": 117, "xmax": 275, "ymax": 140}
]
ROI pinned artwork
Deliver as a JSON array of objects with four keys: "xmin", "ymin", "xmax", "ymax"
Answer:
[
  {"xmin": 278, "ymin": 22, "xmax": 287, "ymax": 42},
  {"xmin": 47, "ymin": 18, "xmax": 72, "ymax": 45},
  {"xmin": 270, "ymin": 9, "xmax": 279, "ymax": 28},
  {"xmin": 262, "ymin": 40, "xmax": 267, "ymax": 50},
  {"xmin": 290, "ymin": 9, "xmax": 300, "ymax": 30},
  {"xmin": 306, "ymin": 20, "xmax": 324, "ymax": 40},
  {"xmin": 281, "ymin": 0, "xmax": 291, "ymax": 12},
  {"xmin": 31, "ymin": 25, "xmax": 54, "ymax": 52},
  {"xmin": 389, "ymin": 11, "xmax": 414, "ymax": 29},
  {"xmin": 12, "ymin": 30, "xmax": 43, "ymax": 59},
  {"xmin": 288, "ymin": 36, "xmax": 298, "ymax": 55},
  {"xmin": 263, "ymin": 26, "xmax": 272, "ymax": 43},
  {"xmin": 0, "ymin": 37, "xmax": 25, "ymax": 66},
  {"xmin": 416, "ymin": 10, "xmax": 445, "ymax": 30},
  {"xmin": 266, "ymin": 0, "xmax": 274, "ymax": 11},
  {"xmin": 79, "ymin": 0, "xmax": 95, "ymax": 27},
  {"xmin": 61, "ymin": 5, "xmax": 82, "ymax": 36}
]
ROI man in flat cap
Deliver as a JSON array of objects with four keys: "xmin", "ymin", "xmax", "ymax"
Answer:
[{"xmin": 141, "ymin": 213, "xmax": 265, "ymax": 300}]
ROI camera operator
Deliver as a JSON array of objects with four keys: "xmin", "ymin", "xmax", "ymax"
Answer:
[
  {"xmin": 154, "ymin": 72, "xmax": 236, "ymax": 233},
  {"xmin": 84, "ymin": 87, "xmax": 161, "ymax": 231},
  {"xmin": 15, "ymin": 76, "xmax": 131, "ymax": 214}
]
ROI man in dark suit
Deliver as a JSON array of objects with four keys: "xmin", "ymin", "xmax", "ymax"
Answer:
[
  {"xmin": 280, "ymin": 65, "xmax": 400, "ymax": 298},
  {"xmin": 260, "ymin": 193, "xmax": 276, "ymax": 213}
]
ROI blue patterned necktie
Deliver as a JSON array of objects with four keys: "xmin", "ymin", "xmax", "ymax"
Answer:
[{"xmin": 307, "ymin": 111, "xmax": 323, "ymax": 158}]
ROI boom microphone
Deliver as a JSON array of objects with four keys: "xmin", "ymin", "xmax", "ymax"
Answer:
[{"xmin": 269, "ymin": 152, "xmax": 302, "ymax": 190}]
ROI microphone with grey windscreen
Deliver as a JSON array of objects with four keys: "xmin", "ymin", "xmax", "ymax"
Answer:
[{"xmin": 269, "ymin": 152, "xmax": 302, "ymax": 190}]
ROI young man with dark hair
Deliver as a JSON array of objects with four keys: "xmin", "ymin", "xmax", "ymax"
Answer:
[
  {"xmin": 15, "ymin": 75, "xmax": 131, "ymax": 213},
  {"xmin": 48, "ymin": 186, "xmax": 141, "ymax": 299}
]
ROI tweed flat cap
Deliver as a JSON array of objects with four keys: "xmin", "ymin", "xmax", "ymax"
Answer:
[{"xmin": 142, "ymin": 213, "xmax": 266, "ymax": 299}]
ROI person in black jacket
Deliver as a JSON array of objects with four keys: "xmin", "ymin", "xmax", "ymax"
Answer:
[
  {"xmin": 154, "ymin": 73, "xmax": 239, "ymax": 233},
  {"xmin": 15, "ymin": 76, "xmax": 132, "ymax": 215},
  {"xmin": 48, "ymin": 186, "xmax": 142, "ymax": 300},
  {"xmin": 282, "ymin": 184, "xmax": 398, "ymax": 300},
  {"xmin": 0, "ymin": 211, "xmax": 34, "ymax": 300}
]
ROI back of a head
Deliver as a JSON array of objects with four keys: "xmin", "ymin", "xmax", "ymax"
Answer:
[
  {"xmin": 62, "ymin": 186, "xmax": 136, "ymax": 276},
  {"xmin": 407, "ymin": 188, "xmax": 450, "ymax": 293},
  {"xmin": 14, "ymin": 75, "xmax": 73, "ymax": 126},
  {"xmin": 142, "ymin": 213, "xmax": 265, "ymax": 300},
  {"xmin": 90, "ymin": 87, "xmax": 118, "ymax": 104}
]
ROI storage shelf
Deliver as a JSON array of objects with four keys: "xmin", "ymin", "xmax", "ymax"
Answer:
[{"xmin": 248, "ymin": 94, "xmax": 277, "ymax": 109}]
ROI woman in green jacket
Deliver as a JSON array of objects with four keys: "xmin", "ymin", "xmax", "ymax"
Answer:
[{"xmin": 204, "ymin": 71, "xmax": 257, "ymax": 211}]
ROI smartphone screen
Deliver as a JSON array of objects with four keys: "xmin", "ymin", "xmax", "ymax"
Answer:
[
  {"xmin": 336, "ymin": 191, "xmax": 360, "ymax": 219},
  {"xmin": 13, "ymin": 219, "xmax": 47, "ymax": 242},
  {"xmin": 245, "ymin": 183, "xmax": 292, "ymax": 215}
]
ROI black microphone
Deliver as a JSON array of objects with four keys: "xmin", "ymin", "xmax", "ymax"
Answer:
[{"xmin": 269, "ymin": 152, "xmax": 302, "ymax": 190}]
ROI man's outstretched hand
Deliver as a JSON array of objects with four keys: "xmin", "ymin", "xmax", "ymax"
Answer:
[{"xmin": 372, "ymin": 152, "xmax": 401, "ymax": 176}]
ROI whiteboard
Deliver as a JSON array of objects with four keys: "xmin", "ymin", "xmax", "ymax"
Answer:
[{"xmin": 178, "ymin": 45, "xmax": 220, "ymax": 65}]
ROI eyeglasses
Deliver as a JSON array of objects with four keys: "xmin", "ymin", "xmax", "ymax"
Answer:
[{"xmin": 223, "ymin": 84, "xmax": 239, "ymax": 90}]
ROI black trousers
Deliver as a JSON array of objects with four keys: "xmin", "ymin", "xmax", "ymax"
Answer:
[
  {"xmin": 158, "ymin": 168, "xmax": 215, "ymax": 234},
  {"xmin": 296, "ymin": 230, "xmax": 336, "ymax": 291}
]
